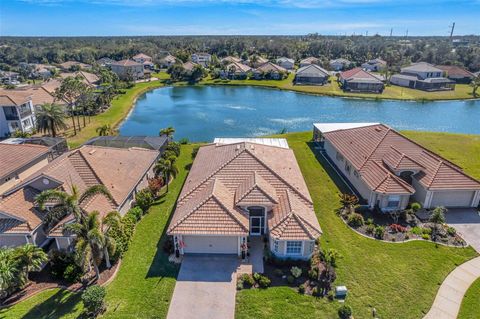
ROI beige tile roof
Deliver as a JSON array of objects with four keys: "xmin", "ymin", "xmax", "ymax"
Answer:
[
  {"xmin": 59, "ymin": 71, "xmax": 99, "ymax": 86},
  {"xmin": 0, "ymin": 144, "xmax": 50, "ymax": 180},
  {"xmin": 111, "ymin": 59, "xmax": 143, "ymax": 67},
  {"xmin": 132, "ymin": 53, "xmax": 152, "ymax": 60},
  {"xmin": 300, "ymin": 57, "xmax": 319, "ymax": 64},
  {"xmin": 226, "ymin": 62, "xmax": 251, "ymax": 73},
  {"xmin": 183, "ymin": 61, "xmax": 198, "ymax": 71},
  {"xmin": 169, "ymin": 142, "xmax": 321, "ymax": 240},
  {"xmin": 0, "ymin": 89, "xmax": 32, "ymax": 106},
  {"xmin": 0, "ymin": 187, "xmax": 43, "ymax": 234},
  {"xmin": 41, "ymin": 79, "xmax": 62, "ymax": 94},
  {"xmin": 222, "ymin": 56, "xmax": 242, "ymax": 64},
  {"xmin": 255, "ymin": 62, "xmax": 287, "ymax": 73},
  {"xmin": 13, "ymin": 86, "xmax": 59, "ymax": 106},
  {"xmin": 323, "ymin": 124, "xmax": 480, "ymax": 193}
]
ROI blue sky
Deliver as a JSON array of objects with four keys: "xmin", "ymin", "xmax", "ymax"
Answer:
[{"xmin": 1, "ymin": 0, "xmax": 479, "ymax": 36}]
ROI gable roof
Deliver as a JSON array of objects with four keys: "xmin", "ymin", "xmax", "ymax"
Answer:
[
  {"xmin": 300, "ymin": 57, "xmax": 319, "ymax": 64},
  {"xmin": 0, "ymin": 143, "xmax": 49, "ymax": 181},
  {"xmin": 320, "ymin": 123, "xmax": 480, "ymax": 193},
  {"xmin": 183, "ymin": 61, "xmax": 198, "ymax": 71},
  {"xmin": 132, "ymin": 53, "xmax": 152, "ymax": 60},
  {"xmin": 435, "ymin": 65, "xmax": 475, "ymax": 78},
  {"xmin": 235, "ymin": 172, "xmax": 278, "ymax": 206},
  {"xmin": 0, "ymin": 187, "xmax": 43, "ymax": 234},
  {"xmin": 0, "ymin": 89, "xmax": 32, "ymax": 106},
  {"xmin": 277, "ymin": 57, "xmax": 294, "ymax": 63},
  {"xmin": 330, "ymin": 58, "xmax": 351, "ymax": 64},
  {"xmin": 255, "ymin": 62, "xmax": 287, "ymax": 73},
  {"xmin": 226, "ymin": 62, "xmax": 251, "ymax": 73},
  {"xmin": 221, "ymin": 56, "xmax": 242, "ymax": 63},
  {"xmin": 340, "ymin": 67, "xmax": 383, "ymax": 83},
  {"xmin": 111, "ymin": 59, "xmax": 143, "ymax": 67},
  {"xmin": 402, "ymin": 62, "xmax": 443, "ymax": 73},
  {"xmin": 296, "ymin": 64, "xmax": 329, "ymax": 77}
]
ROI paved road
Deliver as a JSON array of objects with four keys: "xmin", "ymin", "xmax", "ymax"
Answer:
[
  {"xmin": 446, "ymin": 208, "xmax": 480, "ymax": 253},
  {"xmin": 423, "ymin": 257, "xmax": 480, "ymax": 319},
  {"xmin": 167, "ymin": 255, "xmax": 238, "ymax": 319}
]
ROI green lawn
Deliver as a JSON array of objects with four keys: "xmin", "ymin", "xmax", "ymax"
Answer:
[
  {"xmin": 458, "ymin": 277, "xmax": 480, "ymax": 319},
  {"xmin": 2, "ymin": 132, "xmax": 478, "ymax": 319},
  {"xmin": 235, "ymin": 131, "xmax": 479, "ymax": 319}
]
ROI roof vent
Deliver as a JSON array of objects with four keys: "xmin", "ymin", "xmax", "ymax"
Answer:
[
  {"xmin": 250, "ymin": 145, "xmax": 255, "ymax": 150},
  {"xmin": 89, "ymin": 150, "xmax": 96, "ymax": 155},
  {"xmin": 236, "ymin": 145, "xmax": 240, "ymax": 151},
  {"xmin": 375, "ymin": 127, "xmax": 382, "ymax": 132}
]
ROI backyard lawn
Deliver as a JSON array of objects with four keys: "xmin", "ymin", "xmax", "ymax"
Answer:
[
  {"xmin": 458, "ymin": 277, "xmax": 480, "ymax": 319},
  {"xmin": 1, "ymin": 132, "xmax": 478, "ymax": 319}
]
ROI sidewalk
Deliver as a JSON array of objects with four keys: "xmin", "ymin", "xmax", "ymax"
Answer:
[{"xmin": 423, "ymin": 256, "xmax": 480, "ymax": 319}]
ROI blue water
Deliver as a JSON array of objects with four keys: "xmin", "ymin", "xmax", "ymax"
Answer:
[{"xmin": 119, "ymin": 86, "xmax": 480, "ymax": 141}]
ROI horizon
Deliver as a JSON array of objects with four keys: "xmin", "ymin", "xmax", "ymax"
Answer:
[{"xmin": 1, "ymin": 0, "xmax": 479, "ymax": 37}]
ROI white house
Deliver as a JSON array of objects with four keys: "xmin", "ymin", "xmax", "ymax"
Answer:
[
  {"xmin": 276, "ymin": 57, "xmax": 295, "ymax": 70},
  {"xmin": 191, "ymin": 53, "xmax": 212, "ymax": 67},
  {"xmin": 0, "ymin": 90, "xmax": 36, "ymax": 137}
]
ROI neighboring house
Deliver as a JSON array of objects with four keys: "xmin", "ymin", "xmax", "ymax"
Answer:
[
  {"xmin": 0, "ymin": 136, "xmax": 68, "ymax": 160},
  {"xmin": 299, "ymin": 57, "xmax": 319, "ymax": 68},
  {"xmin": 390, "ymin": 62, "xmax": 455, "ymax": 91},
  {"xmin": 0, "ymin": 71, "xmax": 20, "ymax": 85},
  {"xmin": 0, "ymin": 90, "xmax": 36, "ymax": 137},
  {"xmin": 221, "ymin": 56, "xmax": 242, "ymax": 64},
  {"xmin": 0, "ymin": 144, "xmax": 50, "ymax": 195},
  {"xmin": 221, "ymin": 62, "xmax": 251, "ymax": 79},
  {"xmin": 84, "ymin": 135, "xmax": 169, "ymax": 154},
  {"xmin": 313, "ymin": 123, "xmax": 480, "ymax": 211},
  {"xmin": 12, "ymin": 86, "xmax": 60, "ymax": 107},
  {"xmin": 133, "ymin": 53, "xmax": 154, "ymax": 70},
  {"xmin": 339, "ymin": 68, "xmax": 384, "ymax": 93},
  {"xmin": 436, "ymin": 65, "xmax": 475, "ymax": 84},
  {"xmin": 0, "ymin": 145, "xmax": 159, "ymax": 248},
  {"xmin": 59, "ymin": 61, "xmax": 92, "ymax": 71},
  {"xmin": 361, "ymin": 58, "xmax": 386, "ymax": 72},
  {"xmin": 32, "ymin": 64, "xmax": 56, "ymax": 79},
  {"xmin": 96, "ymin": 57, "xmax": 116, "ymax": 67},
  {"xmin": 252, "ymin": 62, "xmax": 287, "ymax": 80},
  {"xmin": 276, "ymin": 57, "xmax": 295, "ymax": 70},
  {"xmin": 294, "ymin": 64, "xmax": 329, "ymax": 85},
  {"xmin": 40, "ymin": 78, "xmax": 62, "ymax": 96},
  {"xmin": 182, "ymin": 61, "xmax": 199, "ymax": 75},
  {"xmin": 330, "ymin": 58, "xmax": 352, "ymax": 71},
  {"xmin": 246, "ymin": 55, "xmax": 268, "ymax": 68},
  {"xmin": 191, "ymin": 53, "xmax": 212, "ymax": 67},
  {"xmin": 167, "ymin": 138, "xmax": 321, "ymax": 259},
  {"xmin": 110, "ymin": 60, "xmax": 144, "ymax": 80},
  {"xmin": 59, "ymin": 71, "xmax": 100, "ymax": 87},
  {"xmin": 158, "ymin": 54, "xmax": 177, "ymax": 69}
]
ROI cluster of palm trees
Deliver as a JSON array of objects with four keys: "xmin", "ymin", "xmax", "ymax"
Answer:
[
  {"xmin": 36, "ymin": 185, "xmax": 119, "ymax": 280},
  {"xmin": 0, "ymin": 244, "xmax": 48, "ymax": 299},
  {"xmin": 154, "ymin": 127, "xmax": 179, "ymax": 192}
]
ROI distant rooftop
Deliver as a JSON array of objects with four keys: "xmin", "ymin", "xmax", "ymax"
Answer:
[
  {"xmin": 85, "ymin": 135, "xmax": 169, "ymax": 151},
  {"xmin": 214, "ymin": 137, "xmax": 289, "ymax": 149},
  {"xmin": 313, "ymin": 122, "xmax": 379, "ymax": 133}
]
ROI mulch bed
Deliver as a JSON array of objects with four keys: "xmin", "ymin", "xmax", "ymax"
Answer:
[{"xmin": 1, "ymin": 262, "xmax": 119, "ymax": 307}]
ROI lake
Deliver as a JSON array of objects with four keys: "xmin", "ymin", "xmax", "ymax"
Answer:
[{"xmin": 119, "ymin": 86, "xmax": 480, "ymax": 141}]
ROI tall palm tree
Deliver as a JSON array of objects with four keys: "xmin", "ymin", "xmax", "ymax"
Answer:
[
  {"xmin": 102, "ymin": 211, "xmax": 122, "ymax": 269},
  {"xmin": 35, "ymin": 103, "xmax": 68, "ymax": 137},
  {"xmin": 36, "ymin": 185, "xmax": 113, "ymax": 230},
  {"xmin": 154, "ymin": 156, "xmax": 178, "ymax": 192},
  {"xmin": 54, "ymin": 75, "xmax": 88, "ymax": 135},
  {"xmin": 13, "ymin": 244, "xmax": 48, "ymax": 280},
  {"xmin": 64, "ymin": 211, "xmax": 111, "ymax": 279},
  {"xmin": 159, "ymin": 126, "xmax": 175, "ymax": 139},
  {"xmin": 96, "ymin": 124, "xmax": 114, "ymax": 136}
]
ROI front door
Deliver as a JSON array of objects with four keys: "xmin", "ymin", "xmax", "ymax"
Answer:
[{"xmin": 250, "ymin": 216, "xmax": 262, "ymax": 235}]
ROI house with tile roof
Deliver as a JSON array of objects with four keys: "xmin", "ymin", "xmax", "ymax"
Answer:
[
  {"xmin": 132, "ymin": 53, "xmax": 154, "ymax": 70},
  {"xmin": 313, "ymin": 123, "xmax": 480, "ymax": 211},
  {"xmin": 294, "ymin": 64, "xmax": 329, "ymax": 85},
  {"xmin": 339, "ymin": 67, "xmax": 384, "ymax": 93},
  {"xmin": 0, "ymin": 90, "xmax": 36, "ymax": 137},
  {"xmin": 158, "ymin": 54, "xmax": 178, "ymax": 69},
  {"xmin": 252, "ymin": 62, "xmax": 287, "ymax": 80},
  {"xmin": 59, "ymin": 71, "xmax": 100, "ymax": 87},
  {"xmin": 221, "ymin": 62, "xmax": 252, "ymax": 79},
  {"xmin": 0, "ymin": 145, "xmax": 159, "ymax": 249},
  {"xmin": 299, "ymin": 57, "xmax": 320, "ymax": 68},
  {"xmin": 436, "ymin": 65, "xmax": 475, "ymax": 84},
  {"xmin": 191, "ymin": 52, "xmax": 212, "ymax": 67},
  {"xmin": 167, "ymin": 138, "xmax": 321, "ymax": 259},
  {"xmin": 329, "ymin": 58, "xmax": 352, "ymax": 71},
  {"xmin": 361, "ymin": 58, "xmax": 386, "ymax": 72},
  {"xmin": 390, "ymin": 62, "xmax": 455, "ymax": 91},
  {"xmin": 110, "ymin": 60, "xmax": 144, "ymax": 80},
  {"xmin": 58, "ymin": 61, "xmax": 92, "ymax": 71},
  {"xmin": 221, "ymin": 56, "xmax": 242, "ymax": 64},
  {"xmin": 276, "ymin": 57, "xmax": 295, "ymax": 70}
]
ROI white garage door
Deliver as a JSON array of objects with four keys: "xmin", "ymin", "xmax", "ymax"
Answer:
[
  {"xmin": 182, "ymin": 235, "xmax": 238, "ymax": 254},
  {"xmin": 431, "ymin": 191, "xmax": 475, "ymax": 208}
]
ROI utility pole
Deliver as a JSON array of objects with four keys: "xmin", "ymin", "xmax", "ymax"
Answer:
[
  {"xmin": 390, "ymin": 28, "xmax": 393, "ymax": 37},
  {"xmin": 449, "ymin": 22, "xmax": 455, "ymax": 39}
]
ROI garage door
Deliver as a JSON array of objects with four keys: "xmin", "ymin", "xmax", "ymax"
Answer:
[
  {"xmin": 431, "ymin": 191, "xmax": 475, "ymax": 208},
  {"xmin": 182, "ymin": 235, "xmax": 238, "ymax": 254}
]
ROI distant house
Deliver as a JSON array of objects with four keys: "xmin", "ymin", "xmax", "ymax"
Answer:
[
  {"xmin": 191, "ymin": 53, "xmax": 212, "ymax": 67},
  {"xmin": 84, "ymin": 135, "xmax": 169, "ymax": 154},
  {"xmin": 313, "ymin": 123, "xmax": 480, "ymax": 211},
  {"xmin": 158, "ymin": 54, "xmax": 177, "ymax": 69},
  {"xmin": 0, "ymin": 143, "xmax": 50, "ymax": 195},
  {"xmin": 0, "ymin": 71, "xmax": 20, "ymax": 85},
  {"xmin": 390, "ymin": 62, "xmax": 455, "ymax": 91},
  {"xmin": 294, "ymin": 64, "xmax": 329, "ymax": 85},
  {"xmin": 221, "ymin": 56, "xmax": 242, "ymax": 64},
  {"xmin": 330, "ymin": 58, "xmax": 352, "ymax": 71},
  {"xmin": 40, "ymin": 79, "xmax": 62, "ymax": 96},
  {"xmin": 0, "ymin": 90, "xmax": 36, "ymax": 137},
  {"xmin": 361, "ymin": 58, "xmax": 386, "ymax": 72},
  {"xmin": 276, "ymin": 57, "xmax": 295, "ymax": 70},
  {"xmin": 339, "ymin": 68, "xmax": 384, "ymax": 93},
  {"xmin": 252, "ymin": 62, "xmax": 287, "ymax": 80},
  {"xmin": 96, "ymin": 57, "xmax": 116, "ymax": 67},
  {"xmin": 182, "ymin": 61, "xmax": 199, "ymax": 75},
  {"xmin": 12, "ymin": 86, "xmax": 62, "ymax": 107},
  {"xmin": 246, "ymin": 55, "xmax": 269, "ymax": 68},
  {"xmin": 110, "ymin": 60, "xmax": 144, "ymax": 80},
  {"xmin": 133, "ymin": 53, "xmax": 154, "ymax": 70},
  {"xmin": 299, "ymin": 57, "xmax": 319, "ymax": 68},
  {"xmin": 221, "ymin": 62, "xmax": 251, "ymax": 79},
  {"xmin": 59, "ymin": 71, "xmax": 100, "ymax": 87},
  {"xmin": 1, "ymin": 136, "xmax": 68, "ymax": 161},
  {"xmin": 436, "ymin": 65, "xmax": 475, "ymax": 84},
  {"xmin": 59, "ymin": 61, "xmax": 92, "ymax": 71}
]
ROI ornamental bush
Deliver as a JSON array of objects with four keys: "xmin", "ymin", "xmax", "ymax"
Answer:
[
  {"xmin": 82, "ymin": 285, "xmax": 106, "ymax": 317},
  {"xmin": 135, "ymin": 189, "xmax": 154, "ymax": 213},
  {"xmin": 374, "ymin": 225, "xmax": 385, "ymax": 239},
  {"xmin": 257, "ymin": 275, "xmax": 271, "ymax": 288},
  {"xmin": 347, "ymin": 213, "xmax": 364, "ymax": 228},
  {"xmin": 338, "ymin": 305, "xmax": 353, "ymax": 319},
  {"xmin": 287, "ymin": 275, "xmax": 295, "ymax": 284},
  {"xmin": 290, "ymin": 266, "xmax": 302, "ymax": 278},
  {"xmin": 240, "ymin": 274, "xmax": 255, "ymax": 287},
  {"xmin": 298, "ymin": 284, "xmax": 305, "ymax": 294}
]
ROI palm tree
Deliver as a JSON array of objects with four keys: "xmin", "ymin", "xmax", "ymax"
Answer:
[
  {"xmin": 96, "ymin": 124, "xmax": 114, "ymax": 136},
  {"xmin": 429, "ymin": 206, "xmax": 447, "ymax": 241},
  {"xmin": 35, "ymin": 103, "xmax": 68, "ymax": 137},
  {"xmin": 159, "ymin": 126, "xmax": 175, "ymax": 139},
  {"xmin": 471, "ymin": 75, "xmax": 480, "ymax": 98},
  {"xmin": 101, "ymin": 211, "xmax": 123, "ymax": 269},
  {"xmin": 36, "ymin": 185, "xmax": 113, "ymax": 230},
  {"xmin": 64, "ymin": 211, "xmax": 110, "ymax": 279},
  {"xmin": 154, "ymin": 156, "xmax": 178, "ymax": 192},
  {"xmin": 13, "ymin": 244, "xmax": 48, "ymax": 280},
  {"xmin": 0, "ymin": 248, "xmax": 19, "ymax": 297}
]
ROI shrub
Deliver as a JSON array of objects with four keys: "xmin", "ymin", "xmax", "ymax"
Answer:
[
  {"xmin": 147, "ymin": 177, "xmax": 163, "ymax": 197},
  {"xmin": 253, "ymin": 272, "xmax": 261, "ymax": 281},
  {"xmin": 163, "ymin": 237, "xmax": 175, "ymax": 254},
  {"xmin": 287, "ymin": 275, "xmax": 295, "ymax": 284},
  {"xmin": 236, "ymin": 281, "xmax": 244, "ymax": 290},
  {"xmin": 422, "ymin": 227, "xmax": 433, "ymax": 235},
  {"xmin": 389, "ymin": 224, "xmax": 407, "ymax": 233},
  {"xmin": 411, "ymin": 202, "xmax": 422, "ymax": 212},
  {"xmin": 308, "ymin": 269, "xmax": 318, "ymax": 280},
  {"xmin": 63, "ymin": 264, "xmax": 82, "ymax": 283},
  {"xmin": 191, "ymin": 146, "xmax": 200, "ymax": 159},
  {"xmin": 422, "ymin": 233, "xmax": 431, "ymax": 240},
  {"xmin": 82, "ymin": 285, "xmax": 106, "ymax": 316},
  {"xmin": 290, "ymin": 266, "xmax": 302, "ymax": 278},
  {"xmin": 49, "ymin": 250, "xmax": 75, "ymax": 280},
  {"xmin": 128, "ymin": 206, "xmax": 143, "ymax": 221},
  {"xmin": 347, "ymin": 213, "xmax": 364, "ymax": 228},
  {"xmin": 179, "ymin": 138, "xmax": 189, "ymax": 144},
  {"xmin": 447, "ymin": 227, "xmax": 457, "ymax": 236},
  {"xmin": 240, "ymin": 274, "xmax": 255, "ymax": 287},
  {"xmin": 257, "ymin": 275, "xmax": 271, "ymax": 288},
  {"xmin": 274, "ymin": 269, "xmax": 283, "ymax": 277},
  {"xmin": 365, "ymin": 224, "xmax": 375, "ymax": 234},
  {"xmin": 411, "ymin": 226, "xmax": 423, "ymax": 235},
  {"xmin": 135, "ymin": 189, "xmax": 154, "ymax": 213},
  {"xmin": 365, "ymin": 218, "xmax": 374, "ymax": 225},
  {"xmin": 374, "ymin": 226, "xmax": 385, "ymax": 239},
  {"xmin": 298, "ymin": 284, "xmax": 305, "ymax": 294},
  {"xmin": 312, "ymin": 287, "xmax": 319, "ymax": 297},
  {"xmin": 338, "ymin": 305, "xmax": 353, "ymax": 319}
]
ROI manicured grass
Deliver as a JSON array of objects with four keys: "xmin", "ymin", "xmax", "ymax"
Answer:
[
  {"xmin": 458, "ymin": 277, "xmax": 480, "ymax": 319},
  {"xmin": 235, "ymin": 131, "xmax": 478, "ymax": 319},
  {"xmin": 199, "ymin": 73, "xmax": 476, "ymax": 101},
  {"xmin": 0, "ymin": 144, "xmax": 196, "ymax": 319}
]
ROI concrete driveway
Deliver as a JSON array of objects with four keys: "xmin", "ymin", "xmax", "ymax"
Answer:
[
  {"xmin": 446, "ymin": 208, "xmax": 480, "ymax": 253},
  {"xmin": 167, "ymin": 255, "xmax": 238, "ymax": 319}
]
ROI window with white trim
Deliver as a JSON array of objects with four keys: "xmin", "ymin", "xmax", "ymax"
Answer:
[
  {"xmin": 386, "ymin": 195, "xmax": 401, "ymax": 208},
  {"xmin": 286, "ymin": 241, "xmax": 302, "ymax": 255},
  {"xmin": 273, "ymin": 240, "xmax": 279, "ymax": 253}
]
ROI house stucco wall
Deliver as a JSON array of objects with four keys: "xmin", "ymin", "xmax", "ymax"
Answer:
[
  {"xmin": 270, "ymin": 239, "xmax": 315, "ymax": 260},
  {"xmin": 0, "ymin": 234, "xmax": 28, "ymax": 247}
]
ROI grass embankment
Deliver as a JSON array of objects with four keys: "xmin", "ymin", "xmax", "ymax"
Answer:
[
  {"xmin": 0, "ymin": 144, "xmax": 196, "ymax": 319},
  {"xmin": 199, "ymin": 73, "xmax": 476, "ymax": 101},
  {"xmin": 235, "ymin": 131, "xmax": 479, "ymax": 319},
  {"xmin": 458, "ymin": 277, "xmax": 480, "ymax": 319},
  {"xmin": 2, "ymin": 132, "xmax": 478, "ymax": 319}
]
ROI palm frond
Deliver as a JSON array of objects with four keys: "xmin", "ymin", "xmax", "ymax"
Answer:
[{"xmin": 79, "ymin": 185, "xmax": 113, "ymax": 205}]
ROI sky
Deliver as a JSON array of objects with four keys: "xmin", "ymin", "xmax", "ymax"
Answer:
[{"xmin": 0, "ymin": 0, "xmax": 479, "ymax": 36}]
